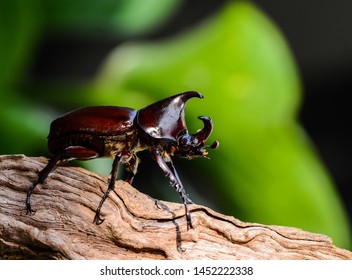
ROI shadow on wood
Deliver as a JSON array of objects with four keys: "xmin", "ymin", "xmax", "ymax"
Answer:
[{"xmin": 0, "ymin": 155, "xmax": 351, "ymax": 260}]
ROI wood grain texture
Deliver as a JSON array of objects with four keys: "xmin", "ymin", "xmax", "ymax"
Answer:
[{"xmin": 0, "ymin": 155, "xmax": 351, "ymax": 260}]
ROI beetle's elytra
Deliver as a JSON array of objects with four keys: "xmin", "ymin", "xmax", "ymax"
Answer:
[{"xmin": 26, "ymin": 91, "xmax": 219, "ymax": 229}]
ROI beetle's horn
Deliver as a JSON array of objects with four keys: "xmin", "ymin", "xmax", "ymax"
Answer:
[{"xmin": 193, "ymin": 116, "xmax": 213, "ymax": 145}]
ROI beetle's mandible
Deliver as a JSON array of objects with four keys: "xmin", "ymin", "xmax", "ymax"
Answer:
[{"xmin": 26, "ymin": 91, "xmax": 219, "ymax": 229}]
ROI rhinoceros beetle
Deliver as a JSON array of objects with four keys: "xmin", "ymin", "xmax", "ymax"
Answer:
[{"xmin": 26, "ymin": 91, "xmax": 219, "ymax": 229}]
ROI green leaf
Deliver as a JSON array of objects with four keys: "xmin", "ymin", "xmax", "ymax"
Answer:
[{"xmin": 45, "ymin": 0, "xmax": 181, "ymax": 36}]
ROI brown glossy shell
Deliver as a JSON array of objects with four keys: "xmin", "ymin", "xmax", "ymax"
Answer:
[
  {"xmin": 48, "ymin": 106, "xmax": 137, "ymax": 139},
  {"xmin": 137, "ymin": 91, "xmax": 203, "ymax": 141}
]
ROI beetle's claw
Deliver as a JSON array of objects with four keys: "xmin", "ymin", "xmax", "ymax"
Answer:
[
  {"xmin": 186, "ymin": 217, "xmax": 194, "ymax": 231},
  {"xmin": 26, "ymin": 206, "xmax": 36, "ymax": 215},
  {"xmin": 26, "ymin": 199, "xmax": 36, "ymax": 215},
  {"xmin": 93, "ymin": 212, "xmax": 105, "ymax": 225}
]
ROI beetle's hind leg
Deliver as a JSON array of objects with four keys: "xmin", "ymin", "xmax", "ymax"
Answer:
[
  {"xmin": 26, "ymin": 154, "xmax": 62, "ymax": 214},
  {"xmin": 26, "ymin": 146, "xmax": 99, "ymax": 216}
]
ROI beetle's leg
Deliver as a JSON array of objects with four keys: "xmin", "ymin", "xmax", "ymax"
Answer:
[
  {"xmin": 93, "ymin": 153, "xmax": 122, "ymax": 225},
  {"xmin": 160, "ymin": 152, "xmax": 193, "ymax": 204},
  {"xmin": 165, "ymin": 160, "xmax": 193, "ymax": 204},
  {"xmin": 26, "ymin": 146, "xmax": 99, "ymax": 215},
  {"xmin": 152, "ymin": 149, "xmax": 194, "ymax": 230},
  {"xmin": 124, "ymin": 154, "xmax": 139, "ymax": 185},
  {"xmin": 26, "ymin": 154, "xmax": 62, "ymax": 214}
]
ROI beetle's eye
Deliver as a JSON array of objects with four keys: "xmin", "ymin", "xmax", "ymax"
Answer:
[
  {"xmin": 180, "ymin": 138, "xmax": 188, "ymax": 146},
  {"xmin": 179, "ymin": 134, "xmax": 192, "ymax": 146}
]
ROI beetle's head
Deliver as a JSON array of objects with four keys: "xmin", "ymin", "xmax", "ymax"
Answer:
[{"xmin": 173, "ymin": 116, "xmax": 219, "ymax": 159}]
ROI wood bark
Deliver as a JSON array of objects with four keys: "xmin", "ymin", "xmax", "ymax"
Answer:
[{"xmin": 0, "ymin": 154, "xmax": 351, "ymax": 260}]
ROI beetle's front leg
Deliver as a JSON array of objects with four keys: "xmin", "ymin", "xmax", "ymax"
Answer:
[
  {"xmin": 152, "ymin": 149, "xmax": 194, "ymax": 230},
  {"xmin": 165, "ymin": 160, "xmax": 193, "ymax": 205}
]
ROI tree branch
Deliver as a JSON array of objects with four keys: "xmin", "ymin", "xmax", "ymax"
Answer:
[{"xmin": 0, "ymin": 155, "xmax": 351, "ymax": 260}]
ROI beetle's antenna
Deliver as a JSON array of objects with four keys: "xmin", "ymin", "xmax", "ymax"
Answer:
[{"xmin": 206, "ymin": 140, "xmax": 219, "ymax": 149}]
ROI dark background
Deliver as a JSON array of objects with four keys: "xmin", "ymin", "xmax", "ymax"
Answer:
[{"xmin": 30, "ymin": 0, "xmax": 352, "ymax": 224}]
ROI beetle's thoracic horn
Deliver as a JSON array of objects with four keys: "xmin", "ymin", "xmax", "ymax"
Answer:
[
  {"xmin": 192, "ymin": 116, "xmax": 213, "ymax": 144},
  {"xmin": 137, "ymin": 91, "xmax": 203, "ymax": 141}
]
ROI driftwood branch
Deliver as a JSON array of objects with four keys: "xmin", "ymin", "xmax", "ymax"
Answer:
[{"xmin": 0, "ymin": 155, "xmax": 351, "ymax": 260}]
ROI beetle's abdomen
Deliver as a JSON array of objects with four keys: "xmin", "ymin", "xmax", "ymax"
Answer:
[
  {"xmin": 49, "ymin": 106, "xmax": 137, "ymax": 138},
  {"xmin": 47, "ymin": 106, "xmax": 138, "ymax": 157},
  {"xmin": 48, "ymin": 133, "xmax": 132, "ymax": 158}
]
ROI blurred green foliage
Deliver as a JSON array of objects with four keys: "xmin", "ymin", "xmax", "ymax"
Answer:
[
  {"xmin": 0, "ymin": 0, "xmax": 350, "ymax": 249},
  {"xmin": 45, "ymin": 0, "xmax": 180, "ymax": 36}
]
